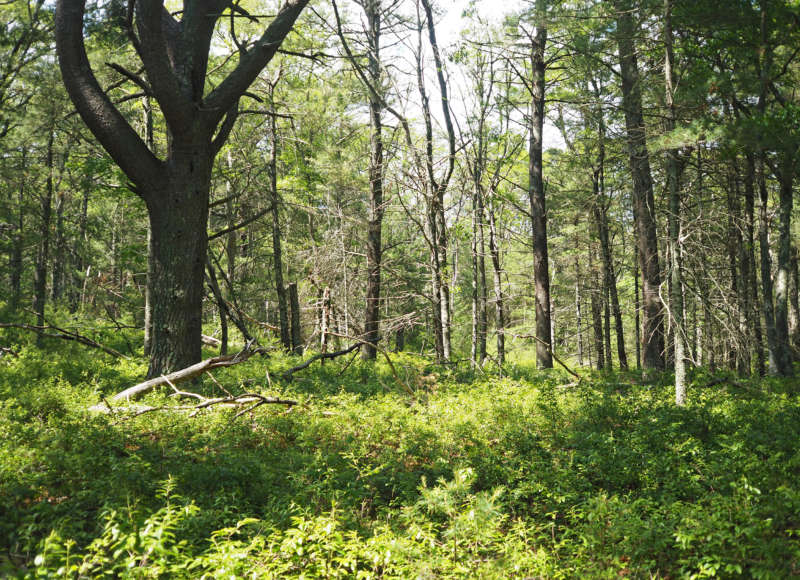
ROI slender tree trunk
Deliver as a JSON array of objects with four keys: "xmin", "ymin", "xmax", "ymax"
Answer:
[
  {"xmin": 634, "ymin": 241, "xmax": 642, "ymax": 369},
  {"xmin": 789, "ymin": 245, "xmax": 800, "ymax": 353},
  {"xmin": 575, "ymin": 256, "xmax": 584, "ymax": 366},
  {"xmin": 321, "ymin": 286, "xmax": 331, "ymax": 353},
  {"xmin": 615, "ymin": 0, "xmax": 665, "ymax": 370},
  {"xmin": 665, "ymin": 0, "xmax": 686, "ymax": 404},
  {"xmin": 51, "ymin": 191, "xmax": 66, "ymax": 302},
  {"xmin": 731, "ymin": 161, "xmax": 751, "ymax": 374},
  {"xmin": 757, "ymin": 158, "xmax": 780, "ymax": 375},
  {"xmin": 591, "ymin": 255, "xmax": 605, "ymax": 370},
  {"xmin": 486, "ymin": 191, "xmax": 506, "ymax": 365},
  {"xmin": 418, "ymin": 0, "xmax": 455, "ymax": 362},
  {"xmin": 288, "ymin": 281, "xmax": 302, "ymax": 355},
  {"xmin": 773, "ymin": 149, "xmax": 795, "ymax": 375},
  {"xmin": 33, "ymin": 129, "xmax": 55, "ymax": 335},
  {"xmin": 528, "ymin": 0, "xmax": 552, "ymax": 369},
  {"xmin": 362, "ymin": 0, "xmax": 383, "ymax": 360},
  {"xmin": 471, "ymin": 184, "xmax": 488, "ymax": 367},
  {"xmin": 744, "ymin": 153, "xmax": 765, "ymax": 374},
  {"xmin": 10, "ymin": 148, "xmax": 26, "ymax": 311},
  {"xmin": 268, "ymin": 85, "xmax": 291, "ymax": 351}
]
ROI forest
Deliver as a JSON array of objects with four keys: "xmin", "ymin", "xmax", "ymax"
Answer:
[{"xmin": 1, "ymin": 0, "xmax": 799, "ymax": 577}]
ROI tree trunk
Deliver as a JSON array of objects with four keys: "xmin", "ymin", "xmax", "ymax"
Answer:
[
  {"xmin": 471, "ymin": 186, "xmax": 488, "ymax": 367},
  {"xmin": 289, "ymin": 281, "xmax": 302, "ymax": 355},
  {"xmin": 528, "ymin": 0, "xmax": 552, "ymax": 369},
  {"xmin": 665, "ymin": 0, "xmax": 686, "ymax": 404},
  {"xmin": 634, "ymin": 241, "xmax": 642, "ymax": 369},
  {"xmin": 51, "ymin": 190, "xmax": 66, "ymax": 302},
  {"xmin": 789, "ymin": 245, "xmax": 800, "ymax": 353},
  {"xmin": 33, "ymin": 129, "xmax": 55, "ymax": 335},
  {"xmin": 575, "ymin": 256, "xmax": 584, "ymax": 366},
  {"xmin": 615, "ymin": 0, "xmax": 665, "ymax": 370},
  {"xmin": 744, "ymin": 153, "xmax": 765, "ymax": 375},
  {"xmin": 55, "ymin": 0, "xmax": 309, "ymax": 375},
  {"xmin": 10, "ymin": 148, "xmax": 25, "ymax": 311},
  {"xmin": 486, "ymin": 191, "xmax": 506, "ymax": 365},
  {"xmin": 757, "ymin": 158, "xmax": 780, "ymax": 375},
  {"xmin": 146, "ymin": 149, "xmax": 212, "ymax": 378},
  {"xmin": 362, "ymin": 0, "xmax": 383, "ymax": 361},
  {"xmin": 773, "ymin": 149, "xmax": 795, "ymax": 375},
  {"xmin": 731, "ymin": 160, "xmax": 751, "ymax": 374},
  {"xmin": 268, "ymin": 85, "xmax": 291, "ymax": 352},
  {"xmin": 591, "ymin": 256, "xmax": 605, "ymax": 370}
]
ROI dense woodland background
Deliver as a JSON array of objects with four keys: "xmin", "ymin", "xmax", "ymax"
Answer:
[
  {"xmin": 1, "ymin": 0, "xmax": 799, "ymax": 384},
  {"xmin": 1, "ymin": 0, "xmax": 800, "ymax": 577}
]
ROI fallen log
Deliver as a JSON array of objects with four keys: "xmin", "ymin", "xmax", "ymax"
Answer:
[{"xmin": 108, "ymin": 342, "xmax": 263, "ymax": 403}]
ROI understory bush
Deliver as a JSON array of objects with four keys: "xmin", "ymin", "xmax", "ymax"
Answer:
[{"xmin": 1, "ymin": 342, "xmax": 799, "ymax": 578}]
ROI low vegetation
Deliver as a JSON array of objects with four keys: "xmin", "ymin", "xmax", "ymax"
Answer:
[{"xmin": 1, "ymin": 336, "xmax": 798, "ymax": 578}]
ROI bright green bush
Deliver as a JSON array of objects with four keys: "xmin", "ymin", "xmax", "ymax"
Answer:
[{"xmin": 1, "ymin": 341, "xmax": 799, "ymax": 578}]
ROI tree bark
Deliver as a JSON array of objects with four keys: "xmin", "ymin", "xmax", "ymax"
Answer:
[
  {"xmin": 362, "ymin": 0, "xmax": 383, "ymax": 361},
  {"xmin": 10, "ymin": 148, "xmax": 25, "ymax": 311},
  {"xmin": 289, "ymin": 281, "xmax": 302, "ymax": 355},
  {"xmin": 267, "ymin": 83, "xmax": 291, "ymax": 352},
  {"xmin": 33, "ymin": 129, "xmax": 55, "ymax": 335},
  {"xmin": 773, "ymin": 149, "xmax": 795, "ymax": 374},
  {"xmin": 486, "ymin": 190, "xmax": 506, "ymax": 365},
  {"xmin": 614, "ymin": 0, "xmax": 665, "ymax": 370},
  {"xmin": 744, "ymin": 153, "xmax": 765, "ymax": 374},
  {"xmin": 665, "ymin": 0, "xmax": 686, "ymax": 404},
  {"xmin": 528, "ymin": 0, "xmax": 552, "ymax": 369}
]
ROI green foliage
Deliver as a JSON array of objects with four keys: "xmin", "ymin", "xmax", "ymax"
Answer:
[{"xmin": 1, "ymin": 344, "xmax": 799, "ymax": 578}]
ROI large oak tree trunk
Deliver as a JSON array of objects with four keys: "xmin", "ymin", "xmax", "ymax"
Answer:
[
  {"xmin": 56, "ymin": 0, "xmax": 308, "ymax": 375},
  {"xmin": 146, "ymin": 150, "xmax": 211, "ymax": 377}
]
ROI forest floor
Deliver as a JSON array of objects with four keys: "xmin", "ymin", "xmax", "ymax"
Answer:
[{"xmin": 1, "ymin": 337, "xmax": 799, "ymax": 578}]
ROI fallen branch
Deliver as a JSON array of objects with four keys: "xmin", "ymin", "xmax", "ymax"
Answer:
[
  {"xmin": 95, "ymin": 392, "xmax": 298, "ymax": 420},
  {"xmin": 282, "ymin": 343, "xmax": 360, "ymax": 381},
  {"xmin": 0, "ymin": 322, "xmax": 126, "ymax": 358},
  {"xmin": 107, "ymin": 341, "xmax": 263, "ymax": 403}
]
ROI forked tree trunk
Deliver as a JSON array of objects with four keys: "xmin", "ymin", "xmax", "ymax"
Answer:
[{"xmin": 55, "ymin": 0, "xmax": 308, "ymax": 376}]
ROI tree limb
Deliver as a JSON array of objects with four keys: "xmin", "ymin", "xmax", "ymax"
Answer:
[
  {"xmin": 108, "ymin": 341, "xmax": 264, "ymax": 402},
  {"xmin": 0, "ymin": 322, "xmax": 126, "ymax": 358}
]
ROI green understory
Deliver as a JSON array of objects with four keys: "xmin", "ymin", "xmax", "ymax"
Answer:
[{"xmin": 1, "ymin": 340, "xmax": 799, "ymax": 579}]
